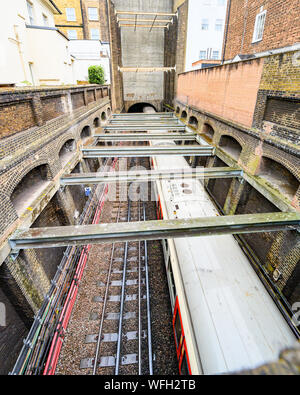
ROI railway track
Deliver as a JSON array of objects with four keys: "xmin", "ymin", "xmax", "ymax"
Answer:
[{"xmin": 80, "ymin": 157, "xmax": 153, "ymax": 375}]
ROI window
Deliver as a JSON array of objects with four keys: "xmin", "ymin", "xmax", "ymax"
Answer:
[
  {"xmin": 66, "ymin": 8, "xmax": 76, "ymax": 21},
  {"xmin": 67, "ymin": 30, "xmax": 77, "ymax": 40},
  {"xmin": 199, "ymin": 50, "xmax": 206, "ymax": 60},
  {"xmin": 201, "ymin": 19, "xmax": 209, "ymax": 30},
  {"xmin": 90, "ymin": 28, "xmax": 100, "ymax": 40},
  {"xmin": 212, "ymin": 50, "xmax": 219, "ymax": 60},
  {"xmin": 88, "ymin": 7, "xmax": 98, "ymax": 21},
  {"xmin": 215, "ymin": 19, "xmax": 223, "ymax": 31},
  {"xmin": 252, "ymin": 10, "xmax": 267, "ymax": 43},
  {"xmin": 174, "ymin": 311, "xmax": 182, "ymax": 348},
  {"xmin": 43, "ymin": 14, "xmax": 49, "ymax": 26},
  {"xmin": 27, "ymin": 1, "xmax": 34, "ymax": 25}
]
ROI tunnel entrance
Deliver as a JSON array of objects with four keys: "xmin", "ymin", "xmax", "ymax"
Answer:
[{"xmin": 128, "ymin": 102, "xmax": 157, "ymax": 113}]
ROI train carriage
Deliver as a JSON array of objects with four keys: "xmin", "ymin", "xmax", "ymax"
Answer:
[{"xmin": 144, "ymin": 106, "xmax": 297, "ymax": 375}]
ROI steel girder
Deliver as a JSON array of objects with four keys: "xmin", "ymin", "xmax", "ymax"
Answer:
[
  {"xmin": 9, "ymin": 213, "xmax": 300, "ymax": 251},
  {"xmin": 81, "ymin": 145, "xmax": 215, "ymax": 158},
  {"xmin": 60, "ymin": 167, "xmax": 243, "ymax": 186}
]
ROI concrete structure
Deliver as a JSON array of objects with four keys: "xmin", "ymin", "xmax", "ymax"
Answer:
[
  {"xmin": 108, "ymin": 0, "xmax": 175, "ymax": 112},
  {"xmin": 0, "ymin": 0, "xmax": 76, "ymax": 86}
]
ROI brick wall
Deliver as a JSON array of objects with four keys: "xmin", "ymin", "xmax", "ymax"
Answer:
[
  {"xmin": 0, "ymin": 100, "xmax": 36, "ymax": 139},
  {"xmin": 253, "ymin": 51, "xmax": 300, "ymax": 145},
  {"xmin": 223, "ymin": 0, "xmax": 300, "ymax": 60},
  {"xmin": 177, "ymin": 57, "xmax": 265, "ymax": 128},
  {"xmin": 107, "ymin": 0, "xmax": 124, "ymax": 112},
  {"xmin": 0, "ymin": 85, "xmax": 109, "ymax": 141},
  {"xmin": 54, "ymin": 0, "xmax": 85, "ymax": 39},
  {"xmin": 41, "ymin": 95, "xmax": 65, "ymax": 123},
  {"xmin": 174, "ymin": 101, "xmax": 300, "ymax": 308}
]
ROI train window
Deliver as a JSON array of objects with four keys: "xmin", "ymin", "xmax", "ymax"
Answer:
[
  {"xmin": 168, "ymin": 259, "xmax": 176, "ymax": 305},
  {"xmin": 180, "ymin": 351, "xmax": 190, "ymax": 375},
  {"xmin": 174, "ymin": 310, "xmax": 182, "ymax": 348}
]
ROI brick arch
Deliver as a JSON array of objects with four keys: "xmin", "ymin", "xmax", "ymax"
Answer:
[
  {"xmin": 260, "ymin": 148, "xmax": 300, "ymax": 182},
  {"xmin": 6, "ymin": 160, "xmax": 53, "ymax": 197},
  {"xmin": 217, "ymin": 131, "xmax": 247, "ymax": 150},
  {"xmin": 80, "ymin": 125, "xmax": 92, "ymax": 140},
  {"xmin": 55, "ymin": 133, "xmax": 78, "ymax": 156}
]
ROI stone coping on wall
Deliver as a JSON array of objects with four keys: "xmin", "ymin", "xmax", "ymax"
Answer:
[
  {"xmin": 0, "ymin": 97, "xmax": 110, "ymax": 168},
  {"xmin": 175, "ymin": 99, "xmax": 300, "ymax": 159},
  {"xmin": 0, "ymin": 84, "xmax": 110, "ymax": 101}
]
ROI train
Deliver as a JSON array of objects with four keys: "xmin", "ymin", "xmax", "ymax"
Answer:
[{"xmin": 143, "ymin": 106, "xmax": 297, "ymax": 375}]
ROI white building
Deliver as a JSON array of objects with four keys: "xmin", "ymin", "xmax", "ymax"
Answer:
[
  {"xmin": 68, "ymin": 40, "xmax": 111, "ymax": 84},
  {"xmin": 0, "ymin": 0, "xmax": 75, "ymax": 86},
  {"xmin": 184, "ymin": 0, "xmax": 228, "ymax": 71}
]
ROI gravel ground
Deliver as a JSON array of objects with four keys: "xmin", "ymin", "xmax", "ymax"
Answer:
[{"xmin": 56, "ymin": 158, "xmax": 178, "ymax": 376}]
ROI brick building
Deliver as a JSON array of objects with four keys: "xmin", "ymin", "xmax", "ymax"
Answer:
[
  {"xmin": 54, "ymin": 0, "xmax": 109, "ymax": 41},
  {"xmin": 222, "ymin": 0, "xmax": 300, "ymax": 61}
]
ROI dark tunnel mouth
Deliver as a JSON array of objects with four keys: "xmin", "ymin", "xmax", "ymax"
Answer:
[{"xmin": 127, "ymin": 102, "xmax": 157, "ymax": 113}]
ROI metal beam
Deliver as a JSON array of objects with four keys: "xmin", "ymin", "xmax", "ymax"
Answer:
[
  {"xmin": 104, "ymin": 125, "xmax": 186, "ymax": 132},
  {"xmin": 118, "ymin": 18, "xmax": 173, "ymax": 23},
  {"xmin": 108, "ymin": 118, "xmax": 181, "ymax": 124},
  {"xmin": 95, "ymin": 133, "xmax": 196, "ymax": 141},
  {"xmin": 111, "ymin": 113, "xmax": 175, "ymax": 118},
  {"xmin": 81, "ymin": 146, "xmax": 215, "ymax": 158},
  {"xmin": 119, "ymin": 66, "xmax": 175, "ymax": 72},
  {"xmin": 119, "ymin": 24, "xmax": 168, "ymax": 28},
  {"xmin": 60, "ymin": 168, "xmax": 243, "ymax": 186},
  {"xmin": 9, "ymin": 213, "xmax": 300, "ymax": 251},
  {"xmin": 115, "ymin": 11, "xmax": 177, "ymax": 17}
]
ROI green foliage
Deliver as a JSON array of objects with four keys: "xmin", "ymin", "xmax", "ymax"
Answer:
[{"xmin": 88, "ymin": 65, "xmax": 105, "ymax": 85}]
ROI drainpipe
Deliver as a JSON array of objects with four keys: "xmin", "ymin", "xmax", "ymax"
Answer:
[
  {"xmin": 80, "ymin": 0, "xmax": 88, "ymax": 39},
  {"xmin": 221, "ymin": 0, "xmax": 232, "ymax": 63}
]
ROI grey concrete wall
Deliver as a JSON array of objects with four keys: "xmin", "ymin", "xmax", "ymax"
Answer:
[{"xmin": 113, "ymin": 0, "xmax": 173, "ymax": 105}]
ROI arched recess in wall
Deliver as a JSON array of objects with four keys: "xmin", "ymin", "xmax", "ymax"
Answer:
[
  {"xmin": 181, "ymin": 110, "xmax": 187, "ymax": 119},
  {"xmin": 219, "ymin": 135, "xmax": 243, "ymax": 161},
  {"xmin": 81, "ymin": 125, "xmax": 91, "ymax": 140},
  {"xmin": 10, "ymin": 164, "xmax": 51, "ymax": 216},
  {"xmin": 188, "ymin": 116, "xmax": 199, "ymax": 129},
  {"xmin": 107, "ymin": 107, "xmax": 111, "ymax": 116},
  {"xmin": 258, "ymin": 156, "xmax": 299, "ymax": 200},
  {"xmin": 93, "ymin": 117, "xmax": 100, "ymax": 128},
  {"xmin": 101, "ymin": 111, "xmax": 107, "ymax": 121},
  {"xmin": 59, "ymin": 139, "xmax": 76, "ymax": 166},
  {"xmin": 176, "ymin": 106, "xmax": 180, "ymax": 114},
  {"xmin": 127, "ymin": 102, "xmax": 157, "ymax": 113},
  {"xmin": 202, "ymin": 123, "xmax": 215, "ymax": 140}
]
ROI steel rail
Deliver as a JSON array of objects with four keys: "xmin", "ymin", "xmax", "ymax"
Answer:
[
  {"xmin": 138, "ymin": 201, "xmax": 142, "ymax": 375},
  {"xmin": 115, "ymin": 199, "xmax": 132, "ymax": 375},
  {"xmin": 143, "ymin": 203, "xmax": 153, "ymax": 375},
  {"xmin": 92, "ymin": 204, "xmax": 122, "ymax": 375}
]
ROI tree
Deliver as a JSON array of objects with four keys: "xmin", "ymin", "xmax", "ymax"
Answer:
[{"xmin": 88, "ymin": 65, "xmax": 105, "ymax": 85}]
